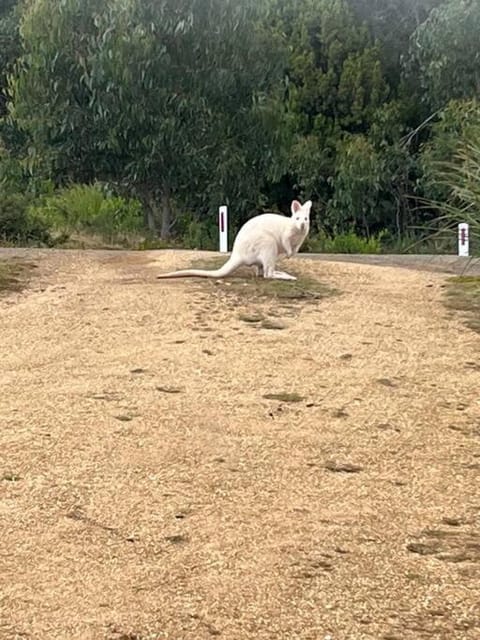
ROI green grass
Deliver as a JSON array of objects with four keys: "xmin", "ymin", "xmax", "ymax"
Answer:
[
  {"xmin": 304, "ymin": 230, "xmax": 383, "ymax": 254},
  {"xmin": 445, "ymin": 276, "xmax": 480, "ymax": 333},
  {"xmin": 190, "ymin": 256, "xmax": 334, "ymax": 302},
  {"xmin": 0, "ymin": 259, "xmax": 34, "ymax": 295}
]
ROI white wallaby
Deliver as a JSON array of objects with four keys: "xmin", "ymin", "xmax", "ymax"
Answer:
[{"xmin": 157, "ymin": 199, "xmax": 312, "ymax": 281}]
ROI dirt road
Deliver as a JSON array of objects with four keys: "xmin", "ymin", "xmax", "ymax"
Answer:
[{"xmin": 1, "ymin": 249, "xmax": 479, "ymax": 640}]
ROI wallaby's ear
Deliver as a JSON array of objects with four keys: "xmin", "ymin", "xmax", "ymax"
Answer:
[
  {"xmin": 291, "ymin": 200, "xmax": 302, "ymax": 214},
  {"xmin": 304, "ymin": 200, "xmax": 312, "ymax": 214}
]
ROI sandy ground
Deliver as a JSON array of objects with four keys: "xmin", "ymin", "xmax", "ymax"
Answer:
[
  {"xmin": 300, "ymin": 253, "xmax": 480, "ymax": 276},
  {"xmin": 1, "ymin": 249, "xmax": 479, "ymax": 640}
]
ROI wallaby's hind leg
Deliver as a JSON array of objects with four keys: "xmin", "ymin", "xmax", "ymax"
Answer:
[
  {"xmin": 261, "ymin": 258, "xmax": 276, "ymax": 279},
  {"xmin": 260, "ymin": 245, "xmax": 296, "ymax": 280},
  {"xmin": 254, "ymin": 264, "xmax": 264, "ymax": 277},
  {"xmin": 258, "ymin": 245, "xmax": 277, "ymax": 279}
]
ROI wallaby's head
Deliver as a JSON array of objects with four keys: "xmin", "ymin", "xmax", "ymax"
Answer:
[{"xmin": 291, "ymin": 199, "xmax": 312, "ymax": 234}]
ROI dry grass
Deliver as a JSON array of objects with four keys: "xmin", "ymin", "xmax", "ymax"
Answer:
[
  {"xmin": 263, "ymin": 392, "xmax": 305, "ymax": 402},
  {"xmin": 0, "ymin": 257, "xmax": 35, "ymax": 294},
  {"xmin": 190, "ymin": 255, "xmax": 334, "ymax": 302},
  {"xmin": 0, "ymin": 249, "xmax": 479, "ymax": 640},
  {"xmin": 445, "ymin": 276, "xmax": 480, "ymax": 333}
]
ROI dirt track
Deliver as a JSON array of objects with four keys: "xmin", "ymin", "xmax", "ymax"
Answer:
[{"xmin": 1, "ymin": 249, "xmax": 479, "ymax": 640}]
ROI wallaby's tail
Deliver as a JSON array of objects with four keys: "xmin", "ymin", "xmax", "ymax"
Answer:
[{"xmin": 157, "ymin": 255, "xmax": 243, "ymax": 279}]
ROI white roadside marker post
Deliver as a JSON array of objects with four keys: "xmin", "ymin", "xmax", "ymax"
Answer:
[
  {"xmin": 219, "ymin": 205, "xmax": 228, "ymax": 253},
  {"xmin": 458, "ymin": 223, "xmax": 469, "ymax": 257}
]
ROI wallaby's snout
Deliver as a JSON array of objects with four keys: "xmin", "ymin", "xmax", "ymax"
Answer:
[{"xmin": 299, "ymin": 218, "xmax": 309, "ymax": 233}]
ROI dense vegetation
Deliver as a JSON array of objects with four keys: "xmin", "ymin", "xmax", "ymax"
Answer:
[{"xmin": 0, "ymin": 0, "xmax": 479, "ymax": 252}]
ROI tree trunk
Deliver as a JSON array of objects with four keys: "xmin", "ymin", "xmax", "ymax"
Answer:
[
  {"xmin": 143, "ymin": 188, "xmax": 173, "ymax": 238},
  {"xmin": 362, "ymin": 208, "xmax": 370, "ymax": 238},
  {"xmin": 145, "ymin": 198, "xmax": 161, "ymax": 234},
  {"xmin": 145, "ymin": 207, "xmax": 156, "ymax": 232},
  {"xmin": 160, "ymin": 190, "xmax": 172, "ymax": 239}
]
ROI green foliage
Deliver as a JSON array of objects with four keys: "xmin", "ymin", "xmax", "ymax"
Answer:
[
  {"xmin": 0, "ymin": 141, "xmax": 24, "ymax": 191},
  {"xmin": 337, "ymin": 47, "xmax": 388, "ymax": 129},
  {"xmin": 2, "ymin": 0, "xmax": 480, "ymax": 251},
  {"xmin": 327, "ymin": 134, "xmax": 384, "ymax": 235},
  {"xmin": 273, "ymin": 0, "xmax": 389, "ymax": 199},
  {"xmin": 181, "ymin": 219, "xmax": 218, "ymax": 251},
  {"xmin": 379, "ymin": 228, "xmax": 458, "ymax": 255},
  {"xmin": 428, "ymin": 128, "xmax": 480, "ymax": 241},
  {"xmin": 305, "ymin": 229, "xmax": 383, "ymax": 254},
  {"xmin": 32, "ymin": 183, "xmax": 144, "ymax": 241},
  {"xmin": 348, "ymin": 1, "xmax": 444, "ymax": 87},
  {"xmin": 0, "ymin": 193, "xmax": 52, "ymax": 245},
  {"xmin": 419, "ymin": 99, "xmax": 480, "ymax": 203},
  {"xmin": 8, "ymin": 0, "xmax": 286, "ymax": 237},
  {"xmin": 408, "ymin": 0, "xmax": 480, "ymax": 110},
  {"xmin": 0, "ymin": 0, "xmax": 21, "ymax": 117}
]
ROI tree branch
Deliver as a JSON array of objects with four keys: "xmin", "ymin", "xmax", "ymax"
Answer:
[{"xmin": 400, "ymin": 109, "xmax": 441, "ymax": 147}]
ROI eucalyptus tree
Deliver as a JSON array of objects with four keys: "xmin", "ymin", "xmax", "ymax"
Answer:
[
  {"xmin": 9, "ymin": 0, "xmax": 286, "ymax": 236},
  {"xmin": 408, "ymin": 0, "xmax": 480, "ymax": 110},
  {"xmin": 0, "ymin": 0, "xmax": 21, "ymax": 117}
]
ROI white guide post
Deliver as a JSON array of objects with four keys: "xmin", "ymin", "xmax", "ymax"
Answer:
[
  {"xmin": 219, "ymin": 205, "xmax": 228, "ymax": 253},
  {"xmin": 458, "ymin": 223, "xmax": 469, "ymax": 257}
]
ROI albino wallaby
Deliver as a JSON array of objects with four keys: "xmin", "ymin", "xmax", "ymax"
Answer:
[{"xmin": 157, "ymin": 199, "xmax": 312, "ymax": 281}]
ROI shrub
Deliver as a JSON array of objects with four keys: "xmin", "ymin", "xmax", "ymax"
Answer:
[
  {"xmin": 419, "ymin": 99, "xmax": 480, "ymax": 204},
  {"xmin": 421, "ymin": 120, "xmax": 480, "ymax": 255},
  {"xmin": 181, "ymin": 218, "xmax": 218, "ymax": 250},
  {"xmin": 379, "ymin": 229, "xmax": 459, "ymax": 255},
  {"xmin": 0, "ymin": 193, "xmax": 52, "ymax": 245},
  {"xmin": 327, "ymin": 134, "xmax": 384, "ymax": 236},
  {"xmin": 304, "ymin": 230, "xmax": 383, "ymax": 254},
  {"xmin": 32, "ymin": 183, "xmax": 144, "ymax": 241}
]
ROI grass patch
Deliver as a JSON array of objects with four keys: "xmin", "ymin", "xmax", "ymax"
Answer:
[
  {"xmin": 263, "ymin": 392, "xmax": 305, "ymax": 403},
  {"xmin": 114, "ymin": 415, "xmax": 134, "ymax": 422},
  {"xmin": 156, "ymin": 385, "xmax": 183, "ymax": 394},
  {"xmin": 445, "ymin": 276, "xmax": 480, "ymax": 333},
  {"xmin": 325, "ymin": 461, "xmax": 363, "ymax": 474},
  {"xmin": 0, "ymin": 258, "xmax": 35, "ymax": 295},
  {"xmin": 2, "ymin": 472, "xmax": 21, "ymax": 482},
  {"xmin": 260, "ymin": 318, "xmax": 286, "ymax": 330},
  {"xmin": 238, "ymin": 312, "xmax": 264, "ymax": 323},
  {"xmin": 190, "ymin": 255, "xmax": 333, "ymax": 302},
  {"xmin": 238, "ymin": 311, "xmax": 286, "ymax": 330}
]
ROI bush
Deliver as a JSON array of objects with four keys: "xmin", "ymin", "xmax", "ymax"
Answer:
[
  {"xmin": 32, "ymin": 183, "xmax": 144, "ymax": 241},
  {"xmin": 181, "ymin": 218, "xmax": 218, "ymax": 250},
  {"xmin": 420, "ymin": 119, "xmax": 480, "ymax": 254},
  {"xmin": 0, "ymin": 149, "xmax": 25, "ymax": 194},
  {"xmin": 419, "ymin": 99, "xmax": 480, "ymax": 204},
  {"xmin": 0, "ymin": 193, "xmax": 52, "ymax": 245},
  {"xmin": 327, "ymin": 134, "xmax": 384, "ymax": 236},
  {"xmin": 304, "ymin": 230, "xmax": 383, "ymax": 254}
]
